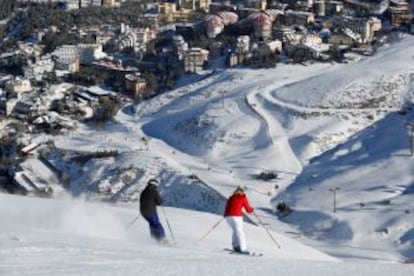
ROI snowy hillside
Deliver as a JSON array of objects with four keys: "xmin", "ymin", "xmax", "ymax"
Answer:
[
  {"xmin": 2, "ymin": 193, "xmax": 414, "ymax": 276},
  {"xmin": 7, "ymin": 35, "xmax": 414, "ymax": 269},
  {"xmin": 276, "ymin": 109, "xmax": 414, "ymax": 262}
]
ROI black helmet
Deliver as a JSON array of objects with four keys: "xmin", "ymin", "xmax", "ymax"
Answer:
[
  {"xmin": 148, "ymin": 179, "xmax": 159, "ymax": 186},
  {"xmin": 234, "ymin": 186, "xmax": 245, "ymax": 193}
]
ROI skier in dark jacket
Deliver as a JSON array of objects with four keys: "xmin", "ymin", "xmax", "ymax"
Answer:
[{"xmin": 140, "ymin": 179, "xmax": 166, "ymax": 241}]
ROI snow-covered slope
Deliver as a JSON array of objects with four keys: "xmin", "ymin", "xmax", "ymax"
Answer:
[
  {"xmin": 11, "ymin": 35, "xmax": 414, "ymax": 267},
  {"xmin": 0, "ymin": 193, "xmax": 334, "ymax": 274},
  {"xmin": 2, "ymin": 193, "xmax": 414, "ymax": 276},
  {"xmin": 276, "ymin": 109, "xmax": 414, "ymax": 262}
]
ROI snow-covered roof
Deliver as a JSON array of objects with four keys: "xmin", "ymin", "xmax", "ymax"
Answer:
[{"xmin": 87, "ymin": 86, "xmax": 116, "ymax": 96}]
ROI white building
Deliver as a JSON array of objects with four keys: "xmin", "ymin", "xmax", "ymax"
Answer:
[
  {"xmin": 55, "ymin": 57, "xmax": 80, "ymax": 74},
  {"xmin": 265, "ymin": 40, "xmax": 282, "ymax": 53},
  {"xmin": 274, "ymin": 26, "xmax": 300, "ymax": 45},
  {"xmin": 18, "ymin": 0, "xmax": 101, "ymax": 8},
  {"xmin": 282, "ymin": 10, "xmax": 315, "ymax": 26},
  {"xmin": 184, "ymin": 48, "xmax": 209, "ymax": 73},
  {"xmin": 302, "ymin": 34, "xmax": 322, "ymax": 45},
  {"xmin": 52, "ymin": 44, "xmax": 106, "ymax": 65},
  {"xmin": 103, "ymin": 0, "xmax": 121, "ymax": 7},
  {"xmin": 80, "ymin": 0, "xmax": 102, "ymax": 8},
  {"xmin": 77, "ymin": 44, "xmax": 106, "ymax": 63},
  {"xmin": 65, "ymin": 0, "xmax": 80, "ymax": 10},
  {"xmin": 18, "ymin": 43, "xmax": 43, "ymax": 58},
  {"xmin": 52, "ymin": 46, "xmax": 78, "ymax": 62},
  {"xmin": 23, "ymin": 56, "xmax": 55, "ymax": 80},
  {"xmin": 5, "ymin": 78, "xmax": 32, "ymax": 94},
  {"xmin": 173, "ymin": 35, "xmax": 189, "ymax": 60},
  {"xmin": 205, "ymin": 11, "xmax": 238, "ymax": 38},
  {"xmin": 236, "ymin": 36, "xmax": 250, "ymax": 54},
  {"xmin": 117, "ymin": 25, "xmax": 155, "ymax": 53},
  {"xmin": 343, "ymin": 16, "xmax": 382, "ymax": 43},
  {"xmin": 17, "ymin": 0, "xmax": 61, "ymax": 2}
]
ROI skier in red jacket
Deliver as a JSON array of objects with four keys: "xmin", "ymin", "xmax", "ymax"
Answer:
[{"xmin": 224, "ymin": 186, "xmax": 254, "ymax": 254}]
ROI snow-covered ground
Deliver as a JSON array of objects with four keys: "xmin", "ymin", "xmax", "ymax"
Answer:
[
  {"xmin": 4, "ymin": 36, "xmax": 414, "ymax": 274},
  {"xmin": 2, "ymin": 193, "xmax": 414, "ymax": 276}
]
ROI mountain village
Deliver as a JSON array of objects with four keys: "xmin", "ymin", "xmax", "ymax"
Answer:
[{"xmin": 0, "ymin": 0, "xmax": 412, "ymax": 196}]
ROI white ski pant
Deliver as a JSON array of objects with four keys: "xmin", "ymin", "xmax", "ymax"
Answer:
[{"xmin": 226, "ymin": 216, "xmax": 247, "ymax": 251}]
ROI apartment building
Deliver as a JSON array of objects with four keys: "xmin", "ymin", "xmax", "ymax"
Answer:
[{"xmin": 184, "ymin": 48, "xmax": 209, "ymax": 73}]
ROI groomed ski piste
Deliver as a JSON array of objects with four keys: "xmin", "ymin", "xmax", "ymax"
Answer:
[
  {"xmin": 3, "ymin": 35, "xmax": 414, "ymax": 274},
  {"xmin": 1, "ymin": 193, "xmax": 414, "ymax": 276}
]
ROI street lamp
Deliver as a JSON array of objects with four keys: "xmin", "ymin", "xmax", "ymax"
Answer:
[
  {"xmin": 329, "ymin": 187, "xmax": 341, "ymax": 213},
  {"xmin": 219, "ymin": 90, "xmax": 226, "ymax": 109},
  {"xmin": 406, "ymin": 121, "xmax": 414, "ymax": 156}
]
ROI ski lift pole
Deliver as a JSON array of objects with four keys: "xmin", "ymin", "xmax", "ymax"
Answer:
[
  {"xmin": 407, "ymin": 122, "xmax": 414, "ymax": 156},
  {"xmin": 126, "ymin": 214, "xmax": 140, "ymax": 228},
  {"xmin": 253, "ymin": 212, "xmax": 281, "ymax": 249},
  {"xmin": 161, "ymin": 206, "xmax": 176, "ymax": 243},
  {"xmin": 199, "ymin": 217, "xmax": 225, "ymax": 241}
]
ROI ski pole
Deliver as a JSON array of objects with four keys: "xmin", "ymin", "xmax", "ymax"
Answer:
[
  {"xmin": 199, "ymin": 217, "xmax": 224, "ymax": 241},
  {"xmin": 126, "ymin": 214, "xmax": 140, "ymax": 228},
  {"xmin": 253, "ymin": 212, "xmax": 281, "ymax": 249},
  {"xmin": 161, "ymin": 206, "xmax": 176, "ymax": 243},
  {"xmin": 243, "ymin": 186, "xmax": 270, "ymax": 196}
]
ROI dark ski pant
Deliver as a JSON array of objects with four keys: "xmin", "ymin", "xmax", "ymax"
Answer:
[{"xmin": 142, "ymin": 213, "xmax": 166, "ymax": 240}]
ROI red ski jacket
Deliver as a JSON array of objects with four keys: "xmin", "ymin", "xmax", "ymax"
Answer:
[{"xmin": 224, "ymin": 193, "xmax": 254, "ymax": 217}]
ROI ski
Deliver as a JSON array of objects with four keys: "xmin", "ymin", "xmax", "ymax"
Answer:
[
  {"xmin": 159, "ymin": 240, "xmax": 176, "ymax": 247},
  {"xmin": 224, "ymin": 248, "xmax": 263, "ymax": 257},
  {"xmin": 403, "ymin": 259, "xmax": 414, "ymax": 264}
]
